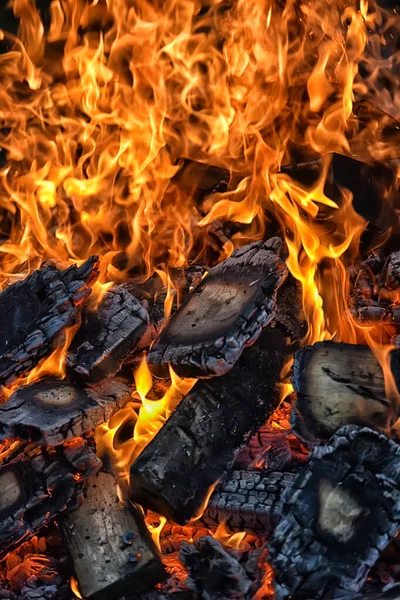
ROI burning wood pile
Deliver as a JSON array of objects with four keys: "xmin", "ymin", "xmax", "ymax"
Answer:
[{"xmin": 0, "ymin": 0, "xmax": 399, "ymax": 599}]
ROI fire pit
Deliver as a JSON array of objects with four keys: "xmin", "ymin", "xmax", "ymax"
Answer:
[{"xmin": 0, "ymin": 0, "xmax": 399, "ymax": 599}]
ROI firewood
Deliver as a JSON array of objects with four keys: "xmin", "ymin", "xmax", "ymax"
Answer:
[
  {"xmin": 179, "ymin": 536, "xmax": 251, "ymax": 600},
  {"xmin": 0, "ymin": 378, "xmax": 131, "ymax": 446},
  {"xmin": 58, "ymin": 471, "xmax": 165, "ymax": 600},
  {"xmin": 270, "ymin": 425, "xmax": 400, "ymax": 599},
  {"xmin": 0, "ymin": 439, "xmax": 101, "ymax": 559},
  {"xmin": 0, "ymin": 257, "xmax": 99, "ymax": 387},
  {"xmin": 66, "ymin": 286, "xmax": 149, "ymax": 381},
  {"xmin": 200, "ymin": 470, "xmax": 295, "ymax": 535},
  {"xmin": 130, "ymin": 329, "xmax": 288, "ymax": 524},
  {"xmin": 291, "ymin": 342, "xmax": 400, "ymax": 444},
  {"xmin": 147, "ymin": 238, "xmax": 288, "ymax": 378}
]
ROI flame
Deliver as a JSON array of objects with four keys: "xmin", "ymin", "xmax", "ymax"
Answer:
[
  {"xmin": 95, "ymin": 356, "xmax": 196, "ymax": 486},
  {"xmin": 71, "ymin": 576, "xmax": 83, "ymax": 599},
  {"xmin": 214, "ymin": 522, "xmax": 248, "ymax": 550},
  {"xmin": 147, "ymin": 515, "xmax": 168, "ymax": 552}
]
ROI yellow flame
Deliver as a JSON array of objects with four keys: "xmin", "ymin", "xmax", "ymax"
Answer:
[{"xmin": 70, "ymin": 576, "xmax": 82, "ymax": 600}]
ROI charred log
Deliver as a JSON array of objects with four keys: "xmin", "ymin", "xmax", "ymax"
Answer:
[
  {"xmin": 147, "ymin": 238, "xmax": 288, "ymax": 378},
  {"xmin": 0, "ymin": 257, "xmax": 99, "ymax": 387},
  {"xmin": 131, "ymin": 331, "xmax": 288, "ymax": 524},
  {"xmin": 66, "ymin": 286, "xmax": 149, "ymax": 380},
  {"xmin": 334, "ymin": 584, "xmax": 400, "ymax": 600},
  {"xmin": 0, "ymin": 439, "xmax": 101, "ymax": 559},
  {"xmin": 180, "ymin": 536, "xmax": 251, "ymax": 600},
  {"xmin": 58, "ymin": 471, "xmax": 165, "ymax": 600},
  {"xmin": 0, "ymin": 378, "xmax": 131, "ymax": 446},
  {"xmin": 200, "ymin": 470, "xmax": 295, "ymax": 535},
  {"xmin": 291, "ymin": 342, "xmax": 400, "ymax": 444},
  {"xmin": 270, "ymin": 425, "xmax": 400, "ymax": 599},
  {"xmin": 234, "ymin": 425, "xmax": 293, "ymax": 471}
]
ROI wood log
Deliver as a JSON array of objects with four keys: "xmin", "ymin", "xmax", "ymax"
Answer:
[
  {"xmin": 200, "ymin": 470, "xmax": 295, "ymax": 535},
  {"xmin": 270, "ymin": 425, "xmax": 400, "ymax": 599},
  {"xmin": 0, "ymin": 438, "xmax": 101, "ymax": 559},
  {"xmin": 147, "ymin": 238, "xmax": 288, "ymax": 378},
  {"xmin": 0, "ymin": 257, "xmax": 100, "ymax": 387},
  {"xmin": 130, "ymin": 329, "xmax": 288, "ymax": 524},
  {"xmin": 0, "ymin": 378, "xmax": 131, "ymax": 446},
  {"xmin": 66, "ymin": 286, "xmax": 149, "ymax": 381},
  {"xmin": 291, "ymin": 342, "xmax": 400, "ymax": 444},
  {"xmin": 58, "ymin": 471, "xmax": 165, "ymax": 600},
  {"xmin": 179, "ymin": 536, "xmax": 251, "ymax": 600}
]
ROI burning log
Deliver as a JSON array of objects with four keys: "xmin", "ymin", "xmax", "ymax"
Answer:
[
  {"xmin": 179, "ymin": 536, "xmax": 251, "ymax": 600},
  {"xmin": 147, "ymin": 238, "xmax": 288, "ymax": 378},
  {"xmin": 130, "ymin": 329, "xmax": 288, "ymax": 524},
  {"xmin": 0, "ymin": 378, "xmax": 131, "ymax": 446},
  {"xmin": 291, "ymin": 342, "xmax": 400, "ymax": 444},
  {"xmin": 0, "ymin": 257, "xmax": 100, "ymax": 387},
  {"xmin": 0, "ymin": 439, "xmax": 101, "ymax": 559},
  {"xmin": 58, "ymin": 471, "xmax": 165, "ymax": 600},
  {"xmin": 270, "ymin": 425, "xmax": 400, "ymax": 599},
  {"xmin": 234, "ymin": 426, "xmax": 293, "ymax": 471},
  {"xmin": 200, "ymin": 470, "xmax": 295, "ymax": 535},
  {"xmin": 66, "ymin": 286, "xmax": 149, "ymax": 381}
]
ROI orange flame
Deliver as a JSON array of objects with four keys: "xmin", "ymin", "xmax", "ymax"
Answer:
[{"xmin": 70, "ymin": 576, "xmax": 83, "ymax": 600}]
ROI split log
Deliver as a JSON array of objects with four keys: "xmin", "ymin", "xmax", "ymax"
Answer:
[
  {"xmin": 59, "ymin": 471, "xmax": 165, "ymax": 600},
  {"xmin": 270, "ymin": 425, "xmax": 400, "ymax": 599},
  {"xmin": 147, "ymin": 238, "xmax": 288, "ymax": 378},
  {"xmin": 0, "ymin": 257, "xmax": 99, "ymax": 387},
  {"xmin": 200, "ymin": 470, "xmax": 295, "ymax": 535},
  {"xmin": 0, "ymin": 378, "xmax": 131, "ymax": 446},
  {"xmin": 180, "ymin": 536, "xmax": 251, "ymax": 600},
  {"xmin": 0, "ymin": 439, "xmax": 101, "ymax": 559},
  {"xmin": 291, "ymin": 342, "xmax": 400, "ymax": 444},
  {"xmin": 66, "ymin": 286, "xmax": 149, "ymax": 380},
  {"xmin": 130, "ymin": 329, "xmax": 288, "ymax": 524}
]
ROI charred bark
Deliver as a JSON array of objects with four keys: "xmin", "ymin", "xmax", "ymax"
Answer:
[
  {"xmin": 147, "ymin": 238, "xmax": 288, "ymax": 378},
  {"xmin": 0, "ymin": 257, "xmax": 99, "ymax": 387},
  {"xmin": 291, "ymin": 342, "xmax": 400, "ymax": 444},
  {"xmin": 130, "ymin": 331, "xmax": 288, "ymax": 524},
  {"xmin": 180, "ymin": 536, "xmax": 251, "ymax": 600},
  {"xmin": 66, "ymin": 286, "xmax": 149, "ymax": 381},
  {"xmin": 200, "ymin": 470, "xmax": 295, "ymax": 535},
  {"xmin": 0, "ymin": 378, "xmax": 131, "ymax": 446},
  {"xmin": 0, "ymin": 439, "xmax": 101, "ymax": 559},
  {"xmin": 270, "ymin": 425, "xmax": 400, "ymax": 599},
  {"xmin": 59, "ymin": 471, "xmax": 165, "ymax": 600}
]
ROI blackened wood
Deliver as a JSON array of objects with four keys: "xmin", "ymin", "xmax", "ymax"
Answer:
[
  {"xmin": 0, "ymin": 378, "xmax": 131, "ymax": 446},
  {"xmin": 334, "ymin": 584, "xmax": 400, "ymax": 600},
  {"xmin": 147, "ymin": 238, "xmax": 288, "ymax": 378},
  {"xmin": 0, "ymin": 439, "xmax": 101, "ymax": 559},
  {"xmin": 0, "ymin": 257, "xmax": 100, "ymax": 387},
  {"xmin": 66, "ymin": 286, "xmax": 149, "ymax": 380},
  {"xmin": 270, "ymin": 425, "xmax": 400, "ymax": 599},
  {"xmin": 59, "ymin": 471, "xmax": 165, "ymax": 600},
  {"xmin": 200, "ymin": 470, "xmax": 295, "ymax": 535},
  {"xmin": 291, "ymin": 342, "xmax": 400, "ymax": 444},
  {"xmin": 180, "ymin": 536, "xmax": 251, "ymax": 600},
  {"xmin": 131, "ymin": 331, "xmax": 288, "ymax": 524}
]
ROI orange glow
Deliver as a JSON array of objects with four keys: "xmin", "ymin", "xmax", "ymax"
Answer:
[
  {"xmin": 214, "ymin": 522, "xmax": 248, "ymax": 550},
  {"xmin": 95, "ymin": 356, "xmax": 196, "ymax": 486},
  {"xmin": 70, "ymin": 576, "xmax": 83, "ymax": 599}
]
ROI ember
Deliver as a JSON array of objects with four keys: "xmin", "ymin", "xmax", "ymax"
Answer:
[{"xmin": 0, "ymin": 0, "xmax": 399, "ymax": 599}]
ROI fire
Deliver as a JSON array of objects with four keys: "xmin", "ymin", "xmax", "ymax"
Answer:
[
  {"xmin": 95, "ymin": 355, "xmax": 196, "ymax": 486},
  {"xmin": 214, "ymin": 522, "xmax": 248, "ymax": 550},
  {"xmin": 71, "ymin": 576, "xmax": 83, "ymax": 599}
]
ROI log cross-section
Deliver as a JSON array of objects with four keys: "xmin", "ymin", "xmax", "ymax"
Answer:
[
  {"xmin": 131, "ymin": 330, "xmax": 288, "ymax": 524},
  {"xmin": 0, "ymin": 438, "xmax": 101, "ymax": 559},
  {"xmin": 0, "ymin": 378, "xmax": 132, "ymax": 446},
  {"xmin": 147, "ymin": 238, "xmax": 288, "ymax": 378},
  {"xmin": 59, "ymin": 471, "xmax": 165, "ymax": 600},
  {"xmin": 291, "ymin": 342, "xmax": 400, "ymax": 443},
  {"xmin": 270, "ymin": 425, "xmax": 400, "ymax": 599}
]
